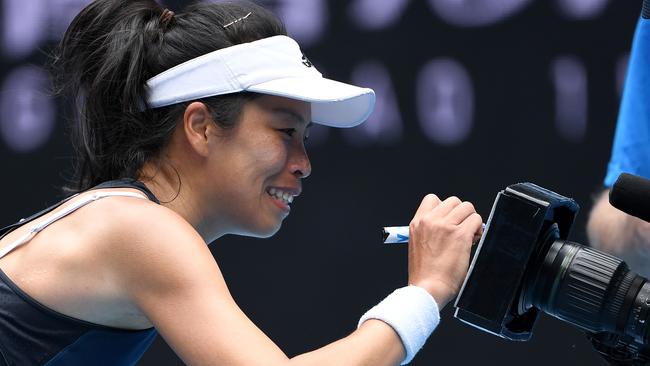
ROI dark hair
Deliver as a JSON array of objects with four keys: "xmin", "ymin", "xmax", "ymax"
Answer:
[{"xmin": 53, "ymin": 0, "xmax": 286, "ymax": 192}]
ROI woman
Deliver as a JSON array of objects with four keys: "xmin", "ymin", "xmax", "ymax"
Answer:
[{"xmin": 0, "ymin": 0, "xmax": 482, "ymax": 365}]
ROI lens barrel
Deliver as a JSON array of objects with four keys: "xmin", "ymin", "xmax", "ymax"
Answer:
[
  {"xmin": 627, "ymin": 281, "xmax": 650, "ymax": 344},
  {"xmin": 525, "ymin": 238, "xmax": 649, "ymax": 344}
]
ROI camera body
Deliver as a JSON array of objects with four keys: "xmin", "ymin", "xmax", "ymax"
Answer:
[
  {"xmin": 454, "ymin": 182, "xmax": 650, "ymax": 365},
  {"xmin": 454, "ymin": 182, "xmax": 579, "ymax": 340}
]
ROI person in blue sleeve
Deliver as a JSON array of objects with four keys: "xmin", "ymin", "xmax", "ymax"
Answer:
[{"xmin": 587, "ymin": 0, "xmax": 650, "ymax": 278}]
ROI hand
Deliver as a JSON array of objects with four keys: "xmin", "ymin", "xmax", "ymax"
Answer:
[{"xmin": 407, "ymin": 194, "xmax": 483, "ymax": 308}]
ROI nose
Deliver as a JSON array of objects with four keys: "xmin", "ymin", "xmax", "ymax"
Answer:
[{"xmin": 290, "ymin": 141, "xmax": 311, "ymax": 179}]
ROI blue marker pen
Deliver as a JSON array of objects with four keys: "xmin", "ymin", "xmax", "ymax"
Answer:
[
  {"xmin": 382, "ymin": 223, "xmax": 486, "ymax": 244},
  {"xmin": 382, "ymin": 226, "xmax": 410, "ymax": 244}
]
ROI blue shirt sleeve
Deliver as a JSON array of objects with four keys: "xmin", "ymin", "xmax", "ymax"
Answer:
[{"xmin": 605, "ymin": 17, "xmax": 650, "ymax": 187}]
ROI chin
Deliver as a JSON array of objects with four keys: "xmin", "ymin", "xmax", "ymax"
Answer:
[{"xmin": 234, "ymin": 222, "xmax": 283, "ymax": 238}]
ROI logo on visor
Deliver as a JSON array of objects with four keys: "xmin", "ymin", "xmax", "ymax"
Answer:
[{"xmin": 301, "ymin": 54, "xmax": 313, "ymax": 68}]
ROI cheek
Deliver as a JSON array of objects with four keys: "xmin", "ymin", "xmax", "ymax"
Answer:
[
  {"xmin": 246, "ymin": 136, "xmax": 289, "ymax": 175},
  {"xmin": 214, "ymin": 137, "xmax": 288, "ymax": 202}
]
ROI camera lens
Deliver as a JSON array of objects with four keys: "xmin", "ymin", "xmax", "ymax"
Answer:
[{"xmin": 520, "ymin": 225, "xmax": 649, "ymax": 344}]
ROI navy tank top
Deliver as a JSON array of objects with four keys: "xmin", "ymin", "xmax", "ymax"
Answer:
[{"xmin": 0, "ymin": 179, "xmax": 159, "ymax": 365}]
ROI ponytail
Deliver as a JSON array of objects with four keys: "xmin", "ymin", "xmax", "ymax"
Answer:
[{"xmin": 54, "ymin": 0, "xmax": 286, "ymax": 192}]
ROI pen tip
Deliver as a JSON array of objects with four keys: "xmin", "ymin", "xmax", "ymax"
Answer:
[{"xmin": 382, "ymin": 228, "xmax": 389, "ymax": 242}]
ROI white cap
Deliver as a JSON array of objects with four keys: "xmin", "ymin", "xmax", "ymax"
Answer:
[{"xmin": 145, "ymin": 35, "xmax": 375, "ymax": 128}]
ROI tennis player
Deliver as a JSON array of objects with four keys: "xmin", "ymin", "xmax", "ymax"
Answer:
[{"xmin": 0, "ymin": 1, "xmax": 482, "ymax": 364}]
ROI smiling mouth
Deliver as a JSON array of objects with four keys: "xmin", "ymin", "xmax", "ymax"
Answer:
[{"xmin": 267, "ymin": 187, "xmax": 294, "ymax": 205}]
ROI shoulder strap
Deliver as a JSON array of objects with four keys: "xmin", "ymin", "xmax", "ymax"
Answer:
[
  {"xmin": 0, "ymin": 178, "xmax": 160, "ymax": 239},
  {"xmin": 93, "ymin": 178, "xmax": 160, "ymax": 204},
  {"xmin": 0, "ymin": 178, "xmax": 159, "ymax": 246},
  {"xmin": 0, "ymin": 195, "xmax": 78, "ymax": 241},
  {"xmin": 0, "ymin": 191, "xmax": 148, "ymax": 260}
]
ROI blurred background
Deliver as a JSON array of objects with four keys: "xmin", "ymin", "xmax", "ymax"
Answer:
[{"xmin": 0, "ymin": 0, "xmax": 643, "ymax": 364}]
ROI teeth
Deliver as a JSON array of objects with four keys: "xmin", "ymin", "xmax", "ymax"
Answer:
[{"xmin": 268, "ymin": 188, "xmax": 294, "ymax": 205}]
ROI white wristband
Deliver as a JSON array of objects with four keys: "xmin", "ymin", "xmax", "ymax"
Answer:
[{"xmin": 357, "ymin": 285, "xmax": 440, "ymax": 365}]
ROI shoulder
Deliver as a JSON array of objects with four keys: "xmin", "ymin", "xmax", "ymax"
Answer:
[
  {"xmin": 70, "ymin": 190, "xmax": 200, "ymax": 252},
  {"xmin": 64, "ymin": 190, "xmax": 217, "ymax": 293},
  {"xmin": 85, "ymin": 192, "xmax": 235, "ymax": 336},
  {"xmin": 92, "ymin": 192, "xmax": 200, "ymax": 244},
  {"xmin": 83, "ymin": 192, "xmax": 222, "ymax": 298},
  {"xmin": 87, "ymin": 191, "xmax": 209, "ymax": 259}
]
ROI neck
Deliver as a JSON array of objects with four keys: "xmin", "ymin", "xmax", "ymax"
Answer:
[{"xmin": 138, "ymin": 161, "xmax": 225, "ymax": 243}]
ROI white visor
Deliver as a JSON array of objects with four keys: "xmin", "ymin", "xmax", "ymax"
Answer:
[{"xmin": 145, "ymin": 35, "xmax": 375, "ymax": 128}]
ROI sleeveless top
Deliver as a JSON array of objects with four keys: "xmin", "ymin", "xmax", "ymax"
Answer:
[{"xmin": 0, "ymin": 179, "xmax": 159, "ymax": 365}]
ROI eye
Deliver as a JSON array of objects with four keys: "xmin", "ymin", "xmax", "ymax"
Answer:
[{"xmin": 279, "ymin": 128, "xmax": 296, "ymax": 137}]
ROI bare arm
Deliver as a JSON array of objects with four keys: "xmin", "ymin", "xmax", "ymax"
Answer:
[
  {"xmin": 587, "ymin": 190, "xmax": 650, "ymax": 277},
  {"xmin": 111, "ymin": 195, "xmax": 479, "ymax": 366}
]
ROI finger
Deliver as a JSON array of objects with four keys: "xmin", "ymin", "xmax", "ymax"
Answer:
[
  {"xmin": 414, "ymin": 194, "xmax": 441, "ymax": 217},
  {"xmin": 472, "ymin": 223, "xmax": 485, "ymax": 244},
  {"xmin": 430, "ymin": 196, "xmax": 463, "ymax": 219},
  {"xmin": 460, "ymin": 213, "xmax": 483, "ymax": 240},
  {"xmin": 447, "ymin": 201, "xmax": 477, "ymax": 225}
]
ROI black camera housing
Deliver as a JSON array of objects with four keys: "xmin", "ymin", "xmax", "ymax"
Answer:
[{"xmin": 453, "ymin": 182, "xmax": 579, "ymax": 340}]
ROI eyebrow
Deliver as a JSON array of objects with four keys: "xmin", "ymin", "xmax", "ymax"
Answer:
[{"xmin": 273, "ymin": 107, "xmax": 313, "ymax": 128}]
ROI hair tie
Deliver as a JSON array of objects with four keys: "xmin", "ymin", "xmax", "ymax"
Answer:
[{"xmin": 160, "ymin": 9, "xmax": 175, "ymax": 31}]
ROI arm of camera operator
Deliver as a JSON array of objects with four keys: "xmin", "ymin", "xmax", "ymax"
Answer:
[
  {"xmin": 587, "ymin": 190, "xmax": 650, "ymax": 276},
  {"xmin": 113, "ymin": 194, "xmax": 480, "ymax": 366},
  {"xmin": 588, "ymin": 0, "xmax": 650, "ymax": 278}
]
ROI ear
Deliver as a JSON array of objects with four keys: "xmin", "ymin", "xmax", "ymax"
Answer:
[{"xmin": 182, "ymin": 102, "xmax": 213, "ymax": 157}]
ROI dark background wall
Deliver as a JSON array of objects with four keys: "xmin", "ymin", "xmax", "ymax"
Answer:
[{"xmin": 0, "ymin": 0, "xmax": 642, "ymax": 365}]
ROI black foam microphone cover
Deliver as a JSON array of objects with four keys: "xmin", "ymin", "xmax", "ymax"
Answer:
[{"xmin": 610, "ymin": 173, "xmax": 650, "ymax": 223}]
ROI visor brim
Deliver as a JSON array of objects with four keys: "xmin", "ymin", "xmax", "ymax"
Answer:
[{"xmin": 248, "ymin": 77, "xmax": 375, "ymax": 128}]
